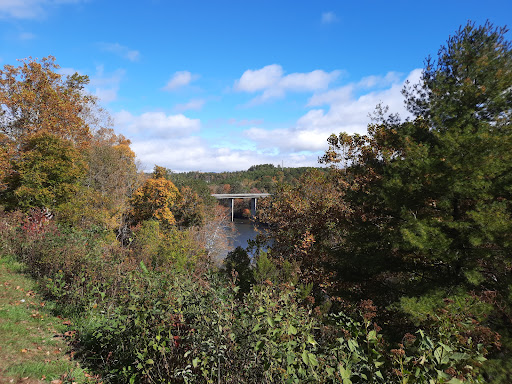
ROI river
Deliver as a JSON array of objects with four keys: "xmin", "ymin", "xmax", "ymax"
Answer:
[{"xmin": 221, "ymin": 219, "xmax": 265, "ymax": 258}]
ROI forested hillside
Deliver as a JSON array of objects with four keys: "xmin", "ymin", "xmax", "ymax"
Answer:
[
  {"xmin": 169, "ymin": 164, "xmax": 325, "ymax": 194},
  {"xmin": 0, "ymin": 22, "xmax": 511, "ymax": 383}
]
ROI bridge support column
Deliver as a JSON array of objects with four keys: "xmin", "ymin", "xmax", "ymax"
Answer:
[
  {"xmin": 231, "ymin": 198, "xmax": 234, "ymax": 222},
  {"xmin": 250, "ymin": 198, "xmax": 257, "ymax": 218}
]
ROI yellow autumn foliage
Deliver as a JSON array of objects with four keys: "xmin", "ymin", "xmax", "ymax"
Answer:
[{"xmin": 130, "ymin": 167, "xmax": 181, "ymax": 228}]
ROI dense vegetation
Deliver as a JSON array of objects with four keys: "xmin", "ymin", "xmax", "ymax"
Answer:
[
  {"xmin": 0, "ymin": 21, "xmax": 510, "ymax": 383},
  {"xmin": 169, "ymin": 164, "xmax": 324, "ymax": 195},
  {"xmin": 258, "ymin": 21, "xmax": 512, "ymax": 382}
]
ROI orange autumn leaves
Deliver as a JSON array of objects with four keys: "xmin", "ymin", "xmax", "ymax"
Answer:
[
  {"xmin": 0, "ymin": 57, "xmax": 140, "ymax": 236},
  {"xmin": 130, "ymin": 166, "xmax": 181, "ymax": 228},
  {"xmin": 0, "ymin": 56, "xmax": 92, "ymax": 150}
]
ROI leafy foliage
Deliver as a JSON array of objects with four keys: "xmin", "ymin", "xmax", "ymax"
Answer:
[
  {"xmin": 130, "ymin": 166, "xmax": 181, "ymax": 229},
  {"xmin": 5, "ymin": 133, "xmax": 86, "ymax": 210},
  {"xmin": 260, "ymin": 21, "xmax": 512, "ymax": 382}
]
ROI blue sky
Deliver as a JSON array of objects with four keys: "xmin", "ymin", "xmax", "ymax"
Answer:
[{"xmin": 1, "ymin": 0, "xmax": 510, "ymax": 172}]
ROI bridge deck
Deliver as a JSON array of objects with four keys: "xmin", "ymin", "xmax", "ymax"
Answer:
[
  {"xmin": 211, "ymin": 193, "xmax": 271, "ymax": 221},
  {"xmin": 211, "ymin": 193, "xmax": 271, "ymax": 199}
]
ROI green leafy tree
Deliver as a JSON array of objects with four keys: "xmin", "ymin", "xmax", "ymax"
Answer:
[
  {"xmin": 5, "ymin": 133, "xmax": 86, "ymax": 210},
  {"xmin": 308, "ymin": 21, "xmax": 512, "ymax": 302},
  {"xmin": 263, "ymin": 22, "xmax": 512, "ymax": 379}
]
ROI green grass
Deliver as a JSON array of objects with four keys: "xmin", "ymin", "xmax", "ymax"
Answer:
[{"xmin": 0, "ymin": 254, "xmax": 99, "ymax": 383}]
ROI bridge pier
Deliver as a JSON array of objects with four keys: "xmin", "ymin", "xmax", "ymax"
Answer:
[
  {"xmin": 211, "ymin": 193, "xmax": 271, "ymax": 222},
  {"xmin": 250, "ymin": 198, "xmax": 257, "ymax": 218}
]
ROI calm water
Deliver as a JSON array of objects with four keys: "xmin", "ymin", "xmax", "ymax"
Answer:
[{"xmin": 221, "ymin": 219, "xmax": 265, "ymax": 258}]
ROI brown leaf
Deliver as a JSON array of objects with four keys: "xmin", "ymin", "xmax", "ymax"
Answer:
[{"xmin": 64, "ymin": 330, "xmax": 77, "ymax": 337}]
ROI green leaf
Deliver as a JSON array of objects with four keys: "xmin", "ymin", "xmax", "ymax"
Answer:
[
  {"xmin": 434, "ymin": 346, "xmax": 443, "ymax": 363},
  {"xmin": 146, "ymin": 359, "xmax": 154, "ymax": 365},
  {"xmin": 450, "ymin": 352, "xmax": 469, "ymax": 361},
  {"xmin": 339, "ymin": 365, "xmax": 351, "ymax": 380},
  {"xmin": 255, "ymin": 340, "xmax": 265, "ymax": 351},
  {"xmin": 139, "ymin": 261, "xmax": 149, "ymax": 274},
  {"xmin": 288, "ymin": 324, "xmax": 298, "ymax": 335},
  {"xmin": 308, "ymin": 353, "xmax": 318, "ymax": 367},
  {"xmin": 302, "ymin": 350, "xmax": 309, "ymax": 365}
]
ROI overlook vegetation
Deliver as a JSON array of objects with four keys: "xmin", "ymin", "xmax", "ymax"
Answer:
[{"xmin": 0, "ymin": 21, "xmax": 511, "ymax": 383}]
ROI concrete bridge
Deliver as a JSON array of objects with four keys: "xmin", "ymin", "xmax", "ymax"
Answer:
[{"xmin": 211, "ymin": 193, "xmax": 271, "ymax": 221}]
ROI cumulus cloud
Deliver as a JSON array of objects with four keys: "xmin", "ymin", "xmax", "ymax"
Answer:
[
  {"xmin": 112, "ymin": 110, "xmax": 317, "ymax": 172},
  {"xmin": 235, "ymin": 64, "xmax": 283, "ymax": 92},
  {"xmin": 244, "ymin": 69, "xmax": 422, "ymax": 153},
  {"xmin": 321, "ymin": 11, "xmax": 338, "ymax": 24},
  {"xmin": 132, "ymin": 137, "xmax": 263, "ymax": 172},
  {"xmin": 357, "ymin": 71, "xmax": 402, "ymax": 89},
  {"xmin": 163, "ymin": 71, "xmax": 199, "ymax": 91},
  {"xmin": 234, "ymin": 64, "xmax": 340, "ymax": 103},
  {"xmin": 0, "ymin": 0, "xmax": 83, "ymax": 19},
  {"xmin": 174, "ymin": 99, "xmax": 206, "ymax": 112},
  {"xmin": 130, "ymin": 136, "xmax": 319, "ymax": 172},
  {"xmin": 111, "ymin": 69, "xmax": 423, "ymax": 173},
  {"xmin": 114, "ymin": 110, "xmax": 200, "ymax": 139},
  {"xmin": 98, "ymin": 42, "xmax": 140, "ymax": 62}
]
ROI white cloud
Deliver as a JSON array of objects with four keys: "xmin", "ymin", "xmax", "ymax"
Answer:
[
  {"xmin": 130, "ymin": 136, "xmax": 319, "ymax": 172},
  {"xmin": 89, "ymin": 65, "xmax": 125, "ymax": 104},
  {"xmin": 111, "ymin": 69, "xmax": 423, "ymax": 173},
  {"xmin": 235, "ymin": 64, "xmax": 283, "ymax": 92},
  {"xmin": 321, "ymin": 11, "xmax": 338, "ymax": 24},
  {"xmin": 234, "ymin": 64, "xmax": 340, "ymax": 103},
  {"xmin": 163, "ymin": 71, "xmax": 199, "ymax": 91},
  {"xmin": 114, "ymin": 110, "xmax": 200, "ymax": 139},
  {"xmin": 113, "ymin": 110, "xmax": 317, "ymax": 172},
  {"xmin": 98, "ymin": 42, "xmax": 140, "ymax": 62},
  {"xmin": 357, "ymin": 72, "xmax": 402, "ymax": 89},
  {"xmin": 0, "ymin": 0, "xmax": 83, "ymax": 19},
  {"xmin": 174, "ymin": 99, "xmax": 205, "ymax": 112},
  {"xmin": 244, "ymin": 69, "xmax": 422, "ymax": 153}
]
